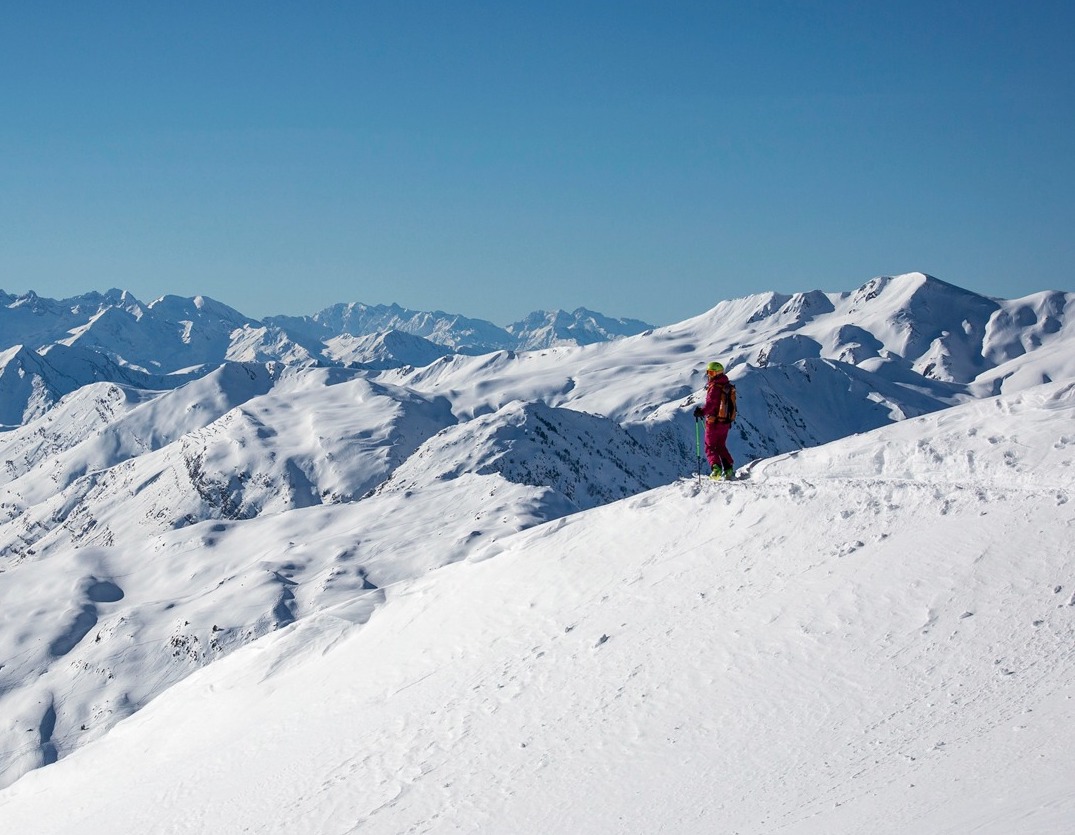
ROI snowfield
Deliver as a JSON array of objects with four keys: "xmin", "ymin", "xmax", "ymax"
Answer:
[{"xmin": 1, "ymin": 381, "xmax": 1072, "ymax": 834}]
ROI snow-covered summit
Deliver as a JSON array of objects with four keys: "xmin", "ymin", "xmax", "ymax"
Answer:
[{"xmin": 505, "ymin": 307, "xmax": 653, "ymax": 349}]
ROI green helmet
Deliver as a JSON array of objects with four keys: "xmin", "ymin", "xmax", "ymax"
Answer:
[{"xmin": 706, "ymin": 361, "xmax": 724, "ymax": 373}]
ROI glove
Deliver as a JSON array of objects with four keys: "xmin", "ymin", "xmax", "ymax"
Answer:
[{"xmin": 693, "ymin": 407, "xmax": 703, "ymax": 419}]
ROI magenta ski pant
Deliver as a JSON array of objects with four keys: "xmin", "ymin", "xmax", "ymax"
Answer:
[{"xmin": 705, "ymin": 421, "xmax": 734, "ymax": 470}]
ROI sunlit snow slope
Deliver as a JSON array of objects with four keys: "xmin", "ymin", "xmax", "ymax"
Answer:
[{"xmin": 1, "ymin": 382, "xmax": 1072, "ymax": 834}]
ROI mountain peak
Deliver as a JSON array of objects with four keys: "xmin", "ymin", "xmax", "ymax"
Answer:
[
  {"xmin": 849, "ymin": 272, "xmax": 982, "ymax": 306},
  {"xmin": 506, "ymin": 307, "xmax": 653, "ymax": 350},
  {"xmin": 148, "ymin": 294, "xmax": 251, "ymax": 324}
]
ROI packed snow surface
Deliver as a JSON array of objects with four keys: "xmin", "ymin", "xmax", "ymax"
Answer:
[{"xmin": 1, "ymin": 382, "xmax": 1072, "ymax": 834}]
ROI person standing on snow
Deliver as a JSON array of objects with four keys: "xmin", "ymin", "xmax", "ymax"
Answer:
[{"xmin": 693, "ymin": 361, "xmax": 737, "ymax": 479}]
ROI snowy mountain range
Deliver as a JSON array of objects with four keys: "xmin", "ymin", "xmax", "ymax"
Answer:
[
  {"xmin": 1, "ymin": 272, "xmax": 1073, "ymax": 832},
  {"xmin": 0, "ymin": 290, "xmax": 652, "ymax": 426}
]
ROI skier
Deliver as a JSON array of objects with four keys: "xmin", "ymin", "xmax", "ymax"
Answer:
[{"xmin": 693, "ymin": 361, "xmax": 737, "ymax": 479}]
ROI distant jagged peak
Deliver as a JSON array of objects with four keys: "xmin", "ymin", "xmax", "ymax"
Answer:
[
  {"xmin": 3, "ymin": 288, "xmax": 145, "ymax": 315},
  {"xmin": 0, "ymin": 343, "xmax": 51, "ymax": 380},
  {"xmin": 303, "ymin": 299, "xmax": 650, "ymax": 353},
  {"xmin": 60, "ymin": 290, "xmax": 146, "ymax": 324},
  {"xmin": 7, "ymin": 289, "xmax": 42, "ymax": 308},
  {"xmin": 307, "ymin": 301, "xmax": 513, "ymax": 354},
  {"xmin": 508, "ymin": 306, "xmax": 649, "ymax": 329},
  {"xmin": 3, "ymin": 289, "xmax": 70, "ymax": 318},
  {"xmin": 505, "ymin": 307, "xmax": 654, "ymax": 350},
  {"xmin": 59, "ymin": 304, "xmax": 144, "ymax": 345},
  {"xmin": 148, "ymin": 293, "xmax": 255, "ymax": 325},
  {"xmin": 5, "ymin": 288, "xmax": 255, "ymax": 326},
  {"xmin": 316, "ymin": 300, "xmax": 443, "ymax": 326},
  {"xmin": 324, "ymin": 300, "xmax": 407, "ymax": 317},
  {"xmin": 94, "ymin": 288, "xmax": 142, "ymax": 307}
]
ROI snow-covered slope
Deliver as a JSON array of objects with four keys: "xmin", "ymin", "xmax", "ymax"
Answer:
[
  {"xmin": 0, "ymin": 369, "xmax": 457, "ymax": 561},
  {"xmin": 1, "ymin": 381, "xmax": 1072, "ymax": 834},
  {"xmin": 0, "ymin": 343, "xmax": 205, "ymax": 429},
  {"xmin": 0, "ymin": 346, "xmax": 61, "ymax": 427},
  {"xmin": 0, "ymin": 366, "xmax": 687, "ymax": 789},
  {"xmin": 0, "ymin": 364, "xmax": 279, "ymax": 492},
  {"xmin": 321, "ymin": 329, "xmax": 453, "ymax": 370},
  {"xmin": 2, "ymin": 272, "xmax": 1074, "ymax": 818}
]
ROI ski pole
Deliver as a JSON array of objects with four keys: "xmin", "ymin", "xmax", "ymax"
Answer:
[{"xmin": 695, "ymin": 416, "xmax": 702, "ymax": 483}]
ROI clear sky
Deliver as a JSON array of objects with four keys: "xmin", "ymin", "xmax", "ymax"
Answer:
[{"xmin": 2, "ymin": 1, "xmax": 1073, "ymax": 325}]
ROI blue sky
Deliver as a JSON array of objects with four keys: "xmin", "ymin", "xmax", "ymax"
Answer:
[{"xmin": 2, "ymin": 1, "xmax": 1072, "ymax": 325}]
